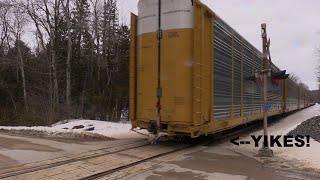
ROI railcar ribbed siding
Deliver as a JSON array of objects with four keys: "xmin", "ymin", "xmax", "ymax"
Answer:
[
  {"xmin": 214, "ymin": 18, "xmax": 233, "ymax": 120},
  {"xmin": 214, "ymin": 16, "xmax": 265, "ymax": 120},
  {"xmin": 299, "ymin": 88, "xmax": 304, "ymax": 109},
  {"xmin": 243, "ymin": 44, "xmax": 254, "ymax": 116},
  {"xmin": 213, "ymin": 16, "xmax": 290, "ymax": 120},
  {"xmin": 286, "ymin": 79, "xmax": 299, "ymax": 111},
  {"xmin": 253, "ymin": 52, "xmax": 262, "ymax": 114},
  {"xmin": 233, "ymin": 34, "xmax": 242, "ymax": 117}
]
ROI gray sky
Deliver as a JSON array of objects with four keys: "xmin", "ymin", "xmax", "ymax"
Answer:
[{"xmin": 118, "ymin": 0, "xmax": 320, "ymax": 90}]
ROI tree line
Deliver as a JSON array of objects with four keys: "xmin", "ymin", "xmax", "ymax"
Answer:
[{"xmin": 0, "ymin": 0, "xmax": 129, "ymax": 126}]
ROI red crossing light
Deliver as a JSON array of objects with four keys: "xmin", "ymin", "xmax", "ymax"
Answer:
[{"xmin": 272, "ymin": 78, "xmax": 279, "ymax": 86}]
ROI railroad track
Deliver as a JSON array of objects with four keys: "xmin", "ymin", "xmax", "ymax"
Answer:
[
  {"xmin": 78, "ymin": 124, "xmax": 260, "ymax": 180},
  {"xmin": 1, "ymin": 141, "xmax": 191, "ymax": 180},
  {"xmin": 79, "ymin": 142, "xmax": 193, "ymax": 180},
  {"xmin": 0, "ymin": 139, "xmax": 150, "ymax": 179}
]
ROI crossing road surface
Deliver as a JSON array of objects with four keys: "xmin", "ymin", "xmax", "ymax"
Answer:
[{"xmin": 0, "ymin": 133, "xmax": 319, "ymax": 180}]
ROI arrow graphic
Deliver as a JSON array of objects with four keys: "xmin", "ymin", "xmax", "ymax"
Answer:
[
  {"xmin": 230, "ymin": 136, "xmax": 239, "ymax": 146},
  {"xmin": 230, "ymin": 136, "xmax": 251, "ymax": 146}
]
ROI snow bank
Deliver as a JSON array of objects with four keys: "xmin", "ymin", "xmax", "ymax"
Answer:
[
  {"xmin": 0, "ymin": 120, "xmax": 148, "ymax": 139},
  {"xmin": 53, "ymin": 120, "xmax": 148, "ymax": 139}
]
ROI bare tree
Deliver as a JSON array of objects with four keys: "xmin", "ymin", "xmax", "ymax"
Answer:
[
  {"xmin": 43, "ymin": 0, "xmax": 60, "ymax": 119},
  {"xmin": 23, "ymin": 0, "xmax": 54, "ymax": 124},
  {"xmin": 0, "ymin": 2, "xmax": 17, "ymax": 115},
  {"xmin": 289, "ymin": 73, "xmax": 300, "ymax": 84},
  {"xmin": 61, "ymin": 0, "xmax": 72, "ymax": 118},
  {"xmin": 299, "ymin": 82, "xmax": 309, "ymax": 91},
  {"xmin": 9, "ymin": 6, "xmax": 29, "ymax": 111},
  {"xmin": 22, "ymin": 0, "xmax": 62, "ymax": 123},
  {"xmin": 0, "ymin": 3, "xmax": 10, "ymax": 49}
]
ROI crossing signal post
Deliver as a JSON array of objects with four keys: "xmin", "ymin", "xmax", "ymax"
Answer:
[
  {"xmin": 259, "ymin": 23, "xmax": 274, "ymax": 157},
  {"xmin": 245, "ymin": 24, "xmax": 289, "ymax": 157}
]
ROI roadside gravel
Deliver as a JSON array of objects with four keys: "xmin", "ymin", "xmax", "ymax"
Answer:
[{"xmin": 288, "ymin": 116, "xmax": 320, "ymax": 143}]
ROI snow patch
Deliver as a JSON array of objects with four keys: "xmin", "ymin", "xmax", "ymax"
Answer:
[{"xmin": 0, "ymin": 120, "xmax": 148, "ymax": 139}]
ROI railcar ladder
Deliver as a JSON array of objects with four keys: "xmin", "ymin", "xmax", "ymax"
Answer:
[
  {"xmin": 193, "ymin": 62, "xmax": 204, "ymax": 125},
  {"xmin": 192, "ymin": 3, "xmax": 214, "ymax": 127}
]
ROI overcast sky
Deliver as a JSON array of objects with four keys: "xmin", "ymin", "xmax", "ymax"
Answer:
[{"xmin": 118, "ymin": 0, "xmax": 320, "ymax": 90}]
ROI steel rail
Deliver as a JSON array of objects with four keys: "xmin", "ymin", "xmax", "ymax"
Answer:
[{"xmin": 79, "ymin": 143, "xmax": 192, "ymax": 180}]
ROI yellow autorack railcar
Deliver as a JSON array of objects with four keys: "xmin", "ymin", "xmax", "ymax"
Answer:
[{"xmin": 129, "ymin": 0, "xmax": 312, "ymax": 137}]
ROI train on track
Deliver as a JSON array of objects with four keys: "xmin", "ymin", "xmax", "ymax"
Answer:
[{"xmin": 129, "ymin": 0, "xmax": 313, "ymax": 138}]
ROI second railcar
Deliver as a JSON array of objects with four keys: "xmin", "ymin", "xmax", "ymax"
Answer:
[{"xmin": 130, "ymin": 0, "xmax": 311, "ymax": 137}]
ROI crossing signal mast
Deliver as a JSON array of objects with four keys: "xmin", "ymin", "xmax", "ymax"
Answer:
[{"xmin": 245, "ymin": 24, "xmax": 289, "ymax": 157}]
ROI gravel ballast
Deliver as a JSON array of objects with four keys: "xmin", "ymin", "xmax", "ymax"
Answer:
[{"xmin": 288, "ymin": 116, "xmax": 320, "ymax": 143}]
